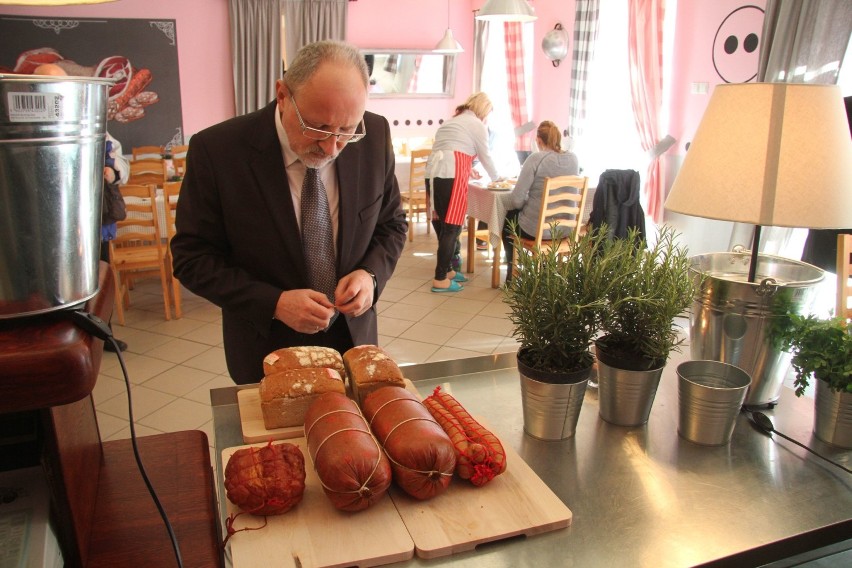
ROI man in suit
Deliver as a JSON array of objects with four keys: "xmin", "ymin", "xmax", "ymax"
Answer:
[{"xmin": 171, "ymin": 40, "xmax": 407, "ymax": 384}]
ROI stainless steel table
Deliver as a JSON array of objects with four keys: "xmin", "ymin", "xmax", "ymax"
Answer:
[{"xmin": 210, "ymin": 349, "xmax": 851, "ymax": 567}]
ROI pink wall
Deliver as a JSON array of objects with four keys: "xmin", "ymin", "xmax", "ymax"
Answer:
[{"xmin": 0, "ymin": 0, "xmax": 765, "ymax": 156}]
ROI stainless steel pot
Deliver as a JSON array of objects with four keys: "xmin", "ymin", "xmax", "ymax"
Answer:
[
  {"xmin": 689, "ymin": 251, "xmax": 824, "ymax": 407},
  {"xmin": 0, "ymin": 74, "xmax": 112, "ymax": 318}
]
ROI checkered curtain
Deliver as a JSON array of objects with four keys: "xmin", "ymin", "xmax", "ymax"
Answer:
[
  {"xmin": 407, "ymin": 55, "xmax": 423, "ymax": 93},
  {"xmin": 504, "ymin": 22, "xmax": 533, "ymax": 151},
  {"xmin": 627, "ymin": 0, "xmax": 666, "ymax": 223},
  {"xmin": 569, "ymin": 0, "xmax": 601, "ymax": 139}
]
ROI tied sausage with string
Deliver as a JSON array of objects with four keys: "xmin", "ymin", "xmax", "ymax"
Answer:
[
  {"xmin": 362, "ymin": 386, "xmax": 456, "ymax": 500},
  {"xmin": 424, "ymin": 386, "xmax": 507, "ymax": 486},
  {"xmin": 304, "ymin": 392, "xmax": 392, "ymax": 512}
]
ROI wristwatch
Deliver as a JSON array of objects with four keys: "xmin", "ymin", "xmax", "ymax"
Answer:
[{"xmin": 358, "ymin": 266, "xmax": 378, "ymax": 305}]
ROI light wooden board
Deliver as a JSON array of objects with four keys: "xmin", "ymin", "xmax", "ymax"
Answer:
[
  {"xmin": 390, "ymin": 431, "xmax": 572, "ymax": 559},
  {"xmin": 238, "ymin": 380, "xmax": 422, "ymax": 444},
  {"xmin": 222, "ymin": 439, "xmax": 415, "ymax": 568}
]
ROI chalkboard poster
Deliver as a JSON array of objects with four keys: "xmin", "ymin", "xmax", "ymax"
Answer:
[{"xmin": 0, "ymin": 15, "xmax": 184, "ymax": 153}]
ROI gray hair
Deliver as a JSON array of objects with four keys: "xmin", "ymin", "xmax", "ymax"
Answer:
[{"xmin": 283, "ymin": 40, "xmax": 369, "ymax": 92}]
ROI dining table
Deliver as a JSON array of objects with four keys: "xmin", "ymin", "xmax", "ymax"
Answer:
[{"xmin": 466, "ymin": 180, "xmax": 514, "ymax": 288}]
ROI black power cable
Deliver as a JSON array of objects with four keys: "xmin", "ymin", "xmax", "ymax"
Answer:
[
  {"xmin": 746, "ymin": 409, "xmax": 852, "ymax": 475},
  {"xmin": 68, "ymin": 309, "xmax": 185, "ymax": 568}
]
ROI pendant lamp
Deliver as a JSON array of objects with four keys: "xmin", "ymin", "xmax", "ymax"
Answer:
[
  {"xmin": 434, "ymin": 0, "xmax": 463, "ymax": 53},
  {"xmin": 476, "ymin": 0, "xmax": 537, "ymax": 22}
]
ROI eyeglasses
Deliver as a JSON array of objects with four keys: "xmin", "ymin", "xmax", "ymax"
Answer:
[{"xmin": 289, "ymin": 94, "xmax": 366, "ymax": 144}]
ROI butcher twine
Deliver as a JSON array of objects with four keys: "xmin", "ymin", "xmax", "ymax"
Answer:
[
  {"xmin": 304, "ymin": 408, "xmax": 385, "ymax": 498},
  {"xmin": 367, "ymin": 396, "xmax": 454, "ymax": 480}
]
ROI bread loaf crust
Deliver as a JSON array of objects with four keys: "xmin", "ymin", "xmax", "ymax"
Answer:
[
  {"xmin": 260, "ymin": 368, "xmax": 345, "ymax": 429},
  {"xmin": 263, "ymin": 346, "xmax": 346, "ymax": 380},
  {"xmin": 344, "ymin": 345, "xmax": 405, "ymax": 405}
]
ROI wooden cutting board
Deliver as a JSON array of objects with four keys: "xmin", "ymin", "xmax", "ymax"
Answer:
[
  {"xmin": 222, "ymin": 439, "xmax": 415, "ymax": 568},
  {"xmin": 390, "ymin": 438, "xmax": 572, "ymax": 559},
  {"xmin": 237, "ymin": 380, "xmax": 423, "ymax": 443}
]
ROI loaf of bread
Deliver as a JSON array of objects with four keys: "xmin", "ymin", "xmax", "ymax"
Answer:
[
  {"xmin": 343, "ymin": 345, "xmax": 406, "ymax": 406},
  {"xmin": 260, "ymin": 368, "xmax": 345, "ymax": 429},
  {"xmin": 262, "ymin": 346, "xmax": 346, "ymax": 380}
]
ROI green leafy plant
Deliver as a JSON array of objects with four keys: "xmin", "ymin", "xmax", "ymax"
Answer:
[
  {"xmin": 503, "ymin": 223, "xmax": 621, "ymax": 375},
  {"xmin": 596, "ymin": 225, "xmax": 697, "ymax": 370},
  {"xmin": 777, "ymin": 314, "xmax": 852, "ymax": 396}
]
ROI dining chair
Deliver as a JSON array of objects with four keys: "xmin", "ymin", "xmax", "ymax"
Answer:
[
  {"xmin": 171, "ymin": 157, "xmax": 187, "ymax": 178},
  {"xmin": 162, "ymin": 180, "xmax": 183, "ymax": 318},
  {"xmin": 109, "ymin": 183, "xmax": 172, "ymax": 325},
  {"xmin": 837, "ymin": 233, "xmax": 852, "ymax": 321},
  {"xmin": 402, "ymin": 148, "xmax": 431, "ymax": 242},
  {"xmin": 169, "ymin": 144, "xmax": 189, "ymax": 158},
  {"xmin": 128, "ymin": 158, "xmax": 167, "ymax": 186},
  {"xmin": 131, "ymin": 145, "xmax": 164, "ymax": 160},
  {"xmin": 514, "ymin": 175, "xmax": 590, "ymax": 275}
]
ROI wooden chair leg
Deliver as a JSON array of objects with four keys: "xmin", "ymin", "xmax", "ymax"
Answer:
[
  {"xmin": 170, "ymin": 269, "xmax": 182, "ymax": 319},
  {"xmin": 112, "ymin": 269, "xmax": 126, "ymax": 326},
  {"xmin": 159, "ymin": 266, "xmax": 171, "ymax": 321}
]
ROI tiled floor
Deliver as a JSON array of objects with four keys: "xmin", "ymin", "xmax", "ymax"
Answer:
[{"xmin": 93, "ymin": 219, "xmax": 520, "ymax": 452}]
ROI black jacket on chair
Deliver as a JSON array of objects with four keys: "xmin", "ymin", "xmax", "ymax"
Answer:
[{"xmin": 589, "ymin": 169, "xmax": 646, "ymax": 244}]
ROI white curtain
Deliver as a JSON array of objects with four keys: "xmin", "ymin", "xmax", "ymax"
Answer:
[
  {"xmin": 728, "ymin": 0, "xmax": 852, "ymax": 256},
  {"xmin": 282, "ymin": 0, "xmax": 348, "ymax": 69},
  {"xmin": 229, "ymin": 0, "xmax": 283, "ymax": 116}
]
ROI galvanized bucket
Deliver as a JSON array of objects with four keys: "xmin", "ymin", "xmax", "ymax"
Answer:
[
  {"xmin": 0, "ymin": 74, "xmax": 112, "ymax": 318},
  {"xmin": 677, "ymin": 360, "xmax": 751, "ymax": 446},
  {"xmin": 517, "ymin": 356, "xmax": 590, "ymax": 440},
  {"xmin": 689, "ymin": 251, "xmax": 824, "ymax": 407}
]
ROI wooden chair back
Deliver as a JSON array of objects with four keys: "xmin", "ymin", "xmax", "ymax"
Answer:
[
  {"xmin": 837, "ymin": 234, "xmax": 852, "ymax": 321},
  {"xmin": 109, "ymin": 183, "xmax": 171, "ymax": 324},
  {"xmin": 162, "ymin": 180, "xmax": 183, "ymax": 318},
  {"xmin": 131, "ymin": 145, "xmax": 163, "ymax": 160},
  {"xmin": 128, "ymin": 158, "xmax": 167, "ymax": 186},
  {"xmin": 168, "ymin": 144, "xmax": 189, "ymax": 158},
  {"xmin": 403, "ymin": 148, "xmax": 431, "ymax": 242},
  {"xmin": 530, "ymin": 175, "xmax": 590, "ymax": 247}
]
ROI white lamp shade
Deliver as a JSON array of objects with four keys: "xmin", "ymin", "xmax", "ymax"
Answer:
[
  {"xmin": 666, "ymin": 83, "xmax": 852, "ymax": 229},
  {"xmin": 434, "ymin": 28, "xmax": 463, "ymax": 53},
  {"xmin": 476, "ymin": 0, "xmax": 537, "ymax": 22}
]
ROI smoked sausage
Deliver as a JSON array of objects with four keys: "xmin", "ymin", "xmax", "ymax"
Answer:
[
  {"xmin": 362, "ymin": 386, "xmax": 456, "ymax": 500},
  {"xmin": 304, "ymin": 392, "xmax": 392, "ymax": 512}
]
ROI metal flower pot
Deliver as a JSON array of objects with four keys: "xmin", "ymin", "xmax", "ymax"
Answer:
[
  {"xmin": 814, "ymin": 380, "xmax": 852, "ymax": 449},
  {"xmin": 595, "ymin": 348, "xmax": 664, "ymax": 427},
  {"xmin": 517, "ymin": 354, "xmax": 591, "ymax": 440}
]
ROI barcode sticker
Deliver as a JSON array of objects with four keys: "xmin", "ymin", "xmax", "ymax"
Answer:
[{"xmin": 6, "ymin": 92, "xmax": 63, "ymax": 122}]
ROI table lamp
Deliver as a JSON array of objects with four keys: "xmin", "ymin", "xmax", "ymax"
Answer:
[
  {"xmin": 666, "ymin": 83, "xmax": 852, "ymax": 281},
  {"xmin": 665, "ymin": 83, "xmax": 852, "ymax": 407}
]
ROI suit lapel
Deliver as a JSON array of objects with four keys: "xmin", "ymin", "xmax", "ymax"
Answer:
[
  {"xmin": 334, "ymin": 140, "xmax": 363, "ymax": 270},
  {"xmin": 249, "ymin": 102, "xmax": 308, "ymax": 279}
]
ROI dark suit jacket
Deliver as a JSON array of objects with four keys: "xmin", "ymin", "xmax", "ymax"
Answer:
[{"xmin": 171, "ymin": 101, "xmax": 407, "ymax": 383}]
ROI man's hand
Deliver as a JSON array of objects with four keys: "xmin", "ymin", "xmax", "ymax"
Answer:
[
  {"xmin": 104, "ymin": 166, "xmax": 116, "ymax": 184},
  {"xmin": 274, "ymin": 289, "xmax": 336, "ymax": 334},
  {"xmin": 334, "ymin": 269, "xmax": 375, "ymax": 318}
]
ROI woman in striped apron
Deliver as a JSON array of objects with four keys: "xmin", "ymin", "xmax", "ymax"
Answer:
[{"xmin": 425, "ymin": 93, "xmax": 501, "ymax": 292}]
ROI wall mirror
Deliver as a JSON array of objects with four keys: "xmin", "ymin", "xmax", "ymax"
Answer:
[{"xmin": 362, "ymin": 50, "xmax": 456, "ymax": 98}]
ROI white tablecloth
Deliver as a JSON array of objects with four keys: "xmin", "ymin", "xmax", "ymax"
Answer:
[
  {"xmin": 467, "ymin": 182, "xmax": 512, "ymax": 249},
  {"xmin": 394, "ymin": 155, "xmax": 411, "ymax": 192}
]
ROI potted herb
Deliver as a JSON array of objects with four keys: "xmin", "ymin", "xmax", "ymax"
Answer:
[
  {"xmin": 777, "ymin": 313, "xmax": 852, "ymax": 448},
  {"xmin": 595, "ymin": 225, "xmax": 697, "ymax": 426},
  {"xmin": 503, "ymin": 223, "xmax": 619, "ymax": 439}
]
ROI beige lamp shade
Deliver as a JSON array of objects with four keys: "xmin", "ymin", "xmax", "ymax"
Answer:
[{"xmin": 665, "ymin": 83, "xmax": 852, "ymax": 229}]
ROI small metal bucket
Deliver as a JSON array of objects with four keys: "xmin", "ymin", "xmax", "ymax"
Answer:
[
  {"xmin": 517, "ymin": 357, "xmax": 590, "ymax": 440},
  {"xmin": 0, "ymin": 74, "xmax": 112, "ymax": 318},
  {"xmin": 677, "ymin": 360, "xmax": 751, "ymax": 446},
  {"xmin": 689, "ymin": 252, "xmax": 823, "ymax": 407}
]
